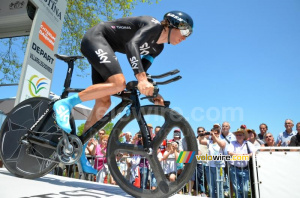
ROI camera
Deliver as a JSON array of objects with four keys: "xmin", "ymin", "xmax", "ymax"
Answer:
[{"xmin": 199, "ymin": 132, "xmax": 211, "ymax": 136}]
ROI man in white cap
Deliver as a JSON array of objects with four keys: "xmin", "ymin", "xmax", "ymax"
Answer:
[{"xmin": 169, "ymin": 129, "xmax": 183, "ymax": 151}]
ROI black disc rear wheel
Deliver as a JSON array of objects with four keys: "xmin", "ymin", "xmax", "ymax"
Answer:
[
  {"xmin": 0, "ymin": 97, "xmax": 74, "ymax": 179},
  {"xmin": 107, "ymin": 105, "xmax": 197, "ymax": 198}
]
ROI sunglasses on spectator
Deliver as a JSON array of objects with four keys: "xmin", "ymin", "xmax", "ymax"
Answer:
[
  {"xmin": 266, "ymin": 135, "xmax": 272, "ymax": 138},
  {"xmin": 198, "ymin": 130, "xmax": 204, "ymax": 133},
  {"xmin": 99, "ymin": 133, "xmax": 105, "ymax": 135},
  {"xmin": 236, "ymin": 134, "xmax": 244, "ymax": 137}
]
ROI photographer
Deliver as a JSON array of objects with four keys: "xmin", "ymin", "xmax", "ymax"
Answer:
[
  {"xmin": 200, "ymin": 128, "xmax": 226, "ymax": 198},
  {"xmin": 162, "ymin": 141, "xmax": 179, "ymax": 182}
]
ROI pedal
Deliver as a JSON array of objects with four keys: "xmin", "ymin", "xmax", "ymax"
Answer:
[{"xmin": 56, "ymin": 134, "xmax": 82, "ymax": 165}]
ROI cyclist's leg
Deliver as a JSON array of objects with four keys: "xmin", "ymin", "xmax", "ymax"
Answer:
[
  {"xmin": 53, "ymin": 33, "xmax": 124, "ymax": 133},
  {"xmin": 79, "ymin": 76, "xmax": 125, "ymax": 174},
  {"xmin": 83, "ymin": 96, "xmax": 111, "ymax": 133},
  {"xmin": 82, "ymin": 72, "xmax": 126, "ymax": 132}
]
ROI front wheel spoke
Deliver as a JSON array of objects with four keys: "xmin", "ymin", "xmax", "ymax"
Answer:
[
  {"xmin": 148, "ymin": 156, "xmax": 168, "ymax": 184},
  {"xmin": 152, "ymin": 121, "xmax": 173, "ymax": 148},
  {"xmin": 111, "ymin": 142, "xmax": 145, "ymax": 155}
]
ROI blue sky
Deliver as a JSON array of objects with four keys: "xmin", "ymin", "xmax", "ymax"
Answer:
[{"xmin": 1, "ymin": 0, "xmax": 299, "ymax": 139}]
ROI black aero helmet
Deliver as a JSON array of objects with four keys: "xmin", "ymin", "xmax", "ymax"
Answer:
[{"xmin": 164, "ymin": 10, "xmax": 193, "ymax": 37}]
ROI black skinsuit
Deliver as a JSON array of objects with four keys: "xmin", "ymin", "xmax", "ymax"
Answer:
[{"xmin": 80, "ymin": 16, "xmax": 164, "ymax": 84}]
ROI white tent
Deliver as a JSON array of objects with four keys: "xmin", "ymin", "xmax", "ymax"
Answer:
[{"xmin": 0, "ymin": 93, "xmax": 91, "ymax": 120}]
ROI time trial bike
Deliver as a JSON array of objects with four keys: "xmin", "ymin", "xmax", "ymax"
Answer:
[{"xmin": 0, "ymin": 54, "xmax": 197, "ymax": 198}]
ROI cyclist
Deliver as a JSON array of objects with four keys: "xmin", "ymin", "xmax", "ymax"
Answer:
[{"xmin": 53, "ymin": 11, "xmax": 194, "ymax": 174}]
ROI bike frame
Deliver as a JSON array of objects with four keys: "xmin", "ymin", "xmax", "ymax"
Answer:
[{"xmin": 27, "ymin": 58, "xmax": 153, "ymax": 155}]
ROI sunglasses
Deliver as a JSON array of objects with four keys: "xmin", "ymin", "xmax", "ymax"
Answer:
[
  {"xmin": 99, "ymin": 133, "xmax": 105, "ymax": 135},
  {"xmin": 180, "ymin": 29, "xmax": 191, "ymax": 37},
  {"xmin": 198, "ymin": 130, "xmax": 204, "ymax": 133},
  {"xmin": 236, "ymin": 134, "xmax": 244, "ymax": 137},
  {"xmin": 266, "ymin": 135, "xmax": 272, "ymax": 138}
]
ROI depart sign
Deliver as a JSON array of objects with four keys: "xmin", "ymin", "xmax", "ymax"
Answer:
[{"xmin": 0, "ymin": 0, "xmax": 67, "ymax": 104}]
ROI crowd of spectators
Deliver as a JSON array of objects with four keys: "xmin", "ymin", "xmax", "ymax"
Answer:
[
  {"xmin": 2, "ymin": 118, "xmax": 296, "ymax": 197},
  {"xmin": 193, "ymin": 119, "xmax": 300, "ymax": 198}
]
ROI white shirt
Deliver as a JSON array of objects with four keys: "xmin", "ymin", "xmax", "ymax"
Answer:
[
  {"xmin": 227, "ymin": 141, "xmax": 256, "ymax": 168},
  {"xmin": 220, "ymin": 132, "xmax": 236, "ymax": 154},
  {"xmin": 164, "ymin": 152, "xmax": 176, "ymax": 174},
  {"xmin": 182, "ymin": 137, "xmax": 202, "ymax": 164},
  {"xmin": 207, "ymin": 140, "xmax": 225, "ymax": 167}
]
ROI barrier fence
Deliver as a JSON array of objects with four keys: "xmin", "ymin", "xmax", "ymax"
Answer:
[{"xmin": 51, "ymin": 147, "xmax": 300, "ymax": 198}]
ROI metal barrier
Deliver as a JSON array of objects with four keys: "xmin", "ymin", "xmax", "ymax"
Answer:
[{"xmin": 51, "ymin": 147, "xmax": 300, "ymax": 198}]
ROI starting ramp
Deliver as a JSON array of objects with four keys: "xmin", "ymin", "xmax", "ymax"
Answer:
[{"xmin": 0, "ymin": 168, "xmax": 188, "ymax": 198}]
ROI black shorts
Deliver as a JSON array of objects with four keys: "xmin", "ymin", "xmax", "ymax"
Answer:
[{"xmin": 80, "ymin": 25, "xmax": 123, "ymax": 84}]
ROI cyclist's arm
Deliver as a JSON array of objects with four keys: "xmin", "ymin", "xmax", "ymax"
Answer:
[{"xmin": 125, "ymin": 22, "xmax": 163, "ymax": 75}]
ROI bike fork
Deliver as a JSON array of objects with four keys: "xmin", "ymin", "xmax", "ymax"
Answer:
[{"xmin": 130, "ymin": 92, "xmax": 152, "ymax": 155}]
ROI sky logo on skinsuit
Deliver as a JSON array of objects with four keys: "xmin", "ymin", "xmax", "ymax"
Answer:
[
  {"xmin": 28, "ymin": 75, "xmax": 48, "ymax": 97},
  {"xmin": 140, "ymin": 42, "xmax": 150, "ymax": 55},
  {"xmin": 130, "ymin": 56, "xmax": 139, "ymax": 69},
  {"xmin": 177, "ymin": 151, "xmax": 196, "ymax": 163},
  {"xmin": 95, "ymin": 49, "xmax": 111, "ymax": 64}
]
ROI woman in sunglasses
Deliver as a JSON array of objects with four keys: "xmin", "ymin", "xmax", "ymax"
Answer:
[{"xmin": 263, "ymin": 132, "xmax": 278, "ymax": 152}]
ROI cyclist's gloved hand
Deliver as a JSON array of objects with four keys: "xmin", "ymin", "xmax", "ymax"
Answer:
[{"xmin": 53, "ymin": 93, "xmax": 82, "ymax": 133}]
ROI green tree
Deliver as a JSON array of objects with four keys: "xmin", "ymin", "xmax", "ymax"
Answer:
[
  {"xmin": 0, "ymin": 0, "xmax": 161, "ymax": 83},
  {"xmin": 77, "ymin": 122, "xmax": 117, "ymax": 139},
  {"xmin": 77, "ymin": 123, "xmax": 85, "ymax": 136}
]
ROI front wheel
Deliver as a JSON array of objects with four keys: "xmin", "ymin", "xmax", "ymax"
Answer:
[{"xmin": 107, "ymin": 105, "xmax": 197, "ymax": 198}]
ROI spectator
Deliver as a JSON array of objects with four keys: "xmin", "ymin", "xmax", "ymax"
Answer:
[
  {"xmin": 131, "ymin": 132, "xmax": 139, "ymax": 144},
  {"xmin": 247, "ymin": 129, "xmax": 264, "ymax": 149},
  {"xmin": 151, "ymin": 148, "xmax": 164, "ymax": 190},
  {"xmin": 147, "ymin": 123, "xmax": 155, "ymax": 139},
  {"xmin": 85, "ymin": 138, "xmax": 97, "ymax": 155},
  {"xmin": 220, "ymin": 122, "xmax": 236, "ymax": 198},
  {"xmin": 93, "ymin": 134, "xmax": 109, "ymax": 171},
  {"xmin": 276, "ymin": 119, "xmax": 297, "ymax": 146},
  {"xmin": 289, "ymin": 122, "xmax": 300, "ymax": 147},
  {"xmin": 162, "ymin": 141, "xmax": 179, "ymax": 182},
  {"xmin": 136, "ymin": 132, "xmax": 150, "ymax": 189},
  {"xmin": 154, "ymin": 126, "xmax": 161, "ymax": 134},
  {"xmin": 227, "ymin": 128, "xmax": 256, "ymax": 198},
  {"xmin": 98, "ymin": 129, "xmax": 105, "ymax": 137},
  {"xmin": 188, "ymin": 127, "xmax": 206, "ymax": 196},
  {"xmin": 264, "ymin": 132, "xmax": 275, "ymax": 146},
  {"xmin": 151, "ymin": 126, "xmax": 166, "ymax": 189},
  {"xmin": 116, "ymin": 152, "xmax": 127, "ymax": 177},
  {"xmin": 261, "ymin": 132, "xmax": 278, "ymax": 151},
  {"xmin": 220, "ymin": 122, "xmax": 236, "ymax": 144},
  {"xmin": 122, "ymin": 132, "xmax": 132, "ymax": 144},
  {"xmin": 247, "ymin": 129, "xmax": 263, "ymax": 197},
  {"xmin": 200, "ymin": 127, "xmax": 226, "ymax": 198},
  {"xmin": 168, "ymin": 129, "xmax": 183, "ymax": 151},
  {"xmin": 258, "ymin": 123, "xmax": 268, "ymax": 143},
  {"xmin": 213, "ymin": 123, "xmax": 221, "ymax": 130},
  {"xmin": 198, "ymin": 128, "xmax": 210, "ymax": 195}
]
